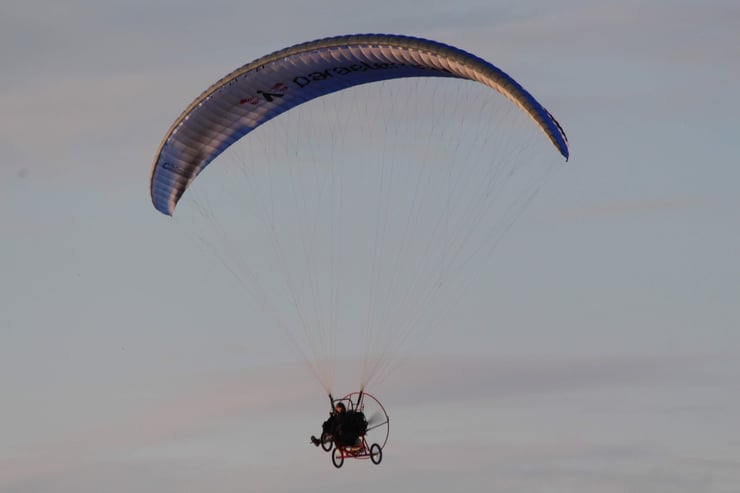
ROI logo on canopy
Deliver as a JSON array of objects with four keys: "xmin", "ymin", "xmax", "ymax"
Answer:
[{"xmin": 239, "ymin": 82, "xmax": 289, "ymax": 105}]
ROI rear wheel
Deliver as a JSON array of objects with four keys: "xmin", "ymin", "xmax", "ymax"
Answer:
[
  {"xmin": 370, "ymin": 443, "xmax": 382, "ymax": 465},
  {"xmin": 332, "ymin": 447, "xmax": 344, "ymax": 468}
]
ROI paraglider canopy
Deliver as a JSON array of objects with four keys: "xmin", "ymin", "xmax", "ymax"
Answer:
[{"xmin": 150, "ymin": 34, "xmax": 568, "ymax": 216}]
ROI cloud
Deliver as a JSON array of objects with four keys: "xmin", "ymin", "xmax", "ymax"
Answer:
[
  {"xmin": 3, "ymin": 351, "xmax": 738, "ymax": 491},
  {"xmin": 545, "ymin": 198, "xmax": 706, "ymax": 222},
  {"xmin": 0, "ymin": 363, "xmax": 314, "ymax": 489}
]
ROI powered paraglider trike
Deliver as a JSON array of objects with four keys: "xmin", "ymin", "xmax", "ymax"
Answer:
[{"xmin": 315, "ymin": 392, "xmax": 389, "ymax": 468}]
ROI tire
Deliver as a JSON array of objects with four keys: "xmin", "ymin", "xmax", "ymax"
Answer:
[
  {"xmin": 320, "ymin": 431, "xmax": 333, "ymax": 452},
  {"xmin": 332, "ymin": 447, "xmax": 344, "ymax": 468},
  {"xmin": 370, "ymin": 443, "xmax": 382, "ymax": 465}
]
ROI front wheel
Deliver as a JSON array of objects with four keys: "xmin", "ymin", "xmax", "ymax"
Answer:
[
  {"xmin": 320, "ymin": 431, "xmax": 333, "ymax": 452},
  {"xmin": 332, "ymin": 447, "xmax": 344, "ymax": 468},
  {"xmin": 370, "ymin": 443, "xmax": 382, "ymax": 465}
]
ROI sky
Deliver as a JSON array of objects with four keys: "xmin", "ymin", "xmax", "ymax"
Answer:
[{"xmin": 2, "ymin": 0, "xmax": 740, "ymax": 491}]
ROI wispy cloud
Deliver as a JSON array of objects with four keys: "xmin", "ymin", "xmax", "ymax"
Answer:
[
  {"xmin": 0, "ymin": 364, "xmax": 313, "ymax": 488},
  {"xmin": 3, "ymin": 351, "xmax": 738, "ymax": 490},
  {"xmin": 545, "ymin": 197, "xmax": 706, "ymax": 222}
]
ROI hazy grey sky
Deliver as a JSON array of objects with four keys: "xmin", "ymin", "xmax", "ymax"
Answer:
[{"xmin": 3, "ymin": 1, "xmax": 739, "ymax": 491}]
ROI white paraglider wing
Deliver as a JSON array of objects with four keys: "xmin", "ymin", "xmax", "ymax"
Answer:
[{"xmin": 151, "ymin": 34, "xmax": 568, "ymax": 216}]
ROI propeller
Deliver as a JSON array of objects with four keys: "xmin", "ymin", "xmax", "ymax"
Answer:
[{"xmin": 366, "ymin": 411, "xmax": 388, "ymax": 432}]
